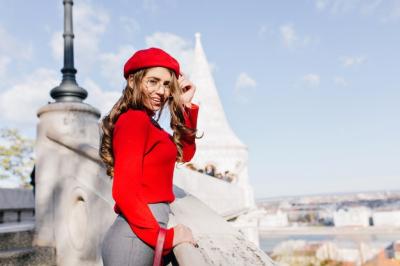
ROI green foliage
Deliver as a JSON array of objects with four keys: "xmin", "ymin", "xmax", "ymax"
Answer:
[{"xmin": 0, "ymin": 128, "xmax": 34, "ymax": 186}]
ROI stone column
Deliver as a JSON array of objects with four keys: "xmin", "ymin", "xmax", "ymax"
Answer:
[{"xmin": 34, "ymin": 103, "xmax": 101, "ymax": 247}]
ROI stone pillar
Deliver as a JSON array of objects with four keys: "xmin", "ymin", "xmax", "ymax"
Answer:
[{"xmin": 34, "ymin": 102, "xmax": 101, "ymax": 247}]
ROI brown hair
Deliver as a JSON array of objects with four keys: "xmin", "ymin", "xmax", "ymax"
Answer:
[{"xmin": 99, "ymin": 68, "xmax": 197, "ymax": 178}]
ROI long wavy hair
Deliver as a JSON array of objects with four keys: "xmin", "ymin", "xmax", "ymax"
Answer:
[{"xmin": 99, "ymin": 68, "xmax": 197, "ymax": 178}]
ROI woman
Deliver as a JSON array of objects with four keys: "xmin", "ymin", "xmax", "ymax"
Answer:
[{"xmin": 100, "ymin": 47, "xmax": 199, "ymax": 266}]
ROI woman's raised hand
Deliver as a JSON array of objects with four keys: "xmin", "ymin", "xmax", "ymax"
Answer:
[
  {"xmin": 172, "ymin": 224, "xmax": 198, "ymax": 247},
  {"xmin": 178, "ymin": 73, "xmax": 196, "ymax": 108}
]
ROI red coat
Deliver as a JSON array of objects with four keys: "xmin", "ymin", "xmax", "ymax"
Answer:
[{"xmin": 112, "ymin": 104, "xmax": 199, "ymax": 256}]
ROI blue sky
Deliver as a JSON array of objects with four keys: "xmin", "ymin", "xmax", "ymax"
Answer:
[{"xmin": 0, "ymin": 0, "xmax": 399, "ymax": 198}]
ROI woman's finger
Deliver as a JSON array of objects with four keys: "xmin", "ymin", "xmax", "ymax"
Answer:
[
  {"xmin": 180, "ymin": 82, "xmax": 189, "ymax": 90},
  {"xmin": 181, "ymin": 81, "xmax": 192, "ymax": 91}
]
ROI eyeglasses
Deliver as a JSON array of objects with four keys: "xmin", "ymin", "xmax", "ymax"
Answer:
[{"xmin": 143, "ymin": 78, "xmax": 171, "ymax": 92}]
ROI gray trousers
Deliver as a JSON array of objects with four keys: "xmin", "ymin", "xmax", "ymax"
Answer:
[{"xmin": 101, "ymin": 202, "xmax": 173, "ymax": 266}]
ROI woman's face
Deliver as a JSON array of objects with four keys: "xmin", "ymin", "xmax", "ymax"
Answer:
[{"xmin": 139, "ymin": 67, "xmax": 172, "ymax": 113}]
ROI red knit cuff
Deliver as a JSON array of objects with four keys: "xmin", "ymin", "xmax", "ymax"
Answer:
[
  {"xmin": 162, "ymin": 227, "xmax": 174, "ymax": 256},
  {"xmin": 184, "ymin": 103, "xmax": 199, "ymax": 129}
]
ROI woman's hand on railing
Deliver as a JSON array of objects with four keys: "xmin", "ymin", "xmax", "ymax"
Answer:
[{"xmin": 172, "ymin": 224, "xmax": 198, "ymax": 248}]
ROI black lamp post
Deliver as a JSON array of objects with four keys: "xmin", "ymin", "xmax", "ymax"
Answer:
[{"xmin": 50, "ymin": 0, "xmax": 87, "ymax": 102}]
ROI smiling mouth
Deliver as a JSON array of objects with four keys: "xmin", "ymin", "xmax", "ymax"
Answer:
[{"xmin": 151, "ymin": 98, "xmax": 162, "ymax": 105}]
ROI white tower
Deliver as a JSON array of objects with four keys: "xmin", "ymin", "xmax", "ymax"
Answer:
[{"xmin": 189, "ymin": 33, "xmax": 255, "ymax": 209}]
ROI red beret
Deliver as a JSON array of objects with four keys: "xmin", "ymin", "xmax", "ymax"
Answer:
[{"xmin": 123, "ymin": 47, "xmax": 180, "ymax": 79}]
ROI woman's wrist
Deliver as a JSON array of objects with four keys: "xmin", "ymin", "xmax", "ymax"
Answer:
[{"xmin": 183, "ymin": 102, "xmax": 192, "ymax": 108}]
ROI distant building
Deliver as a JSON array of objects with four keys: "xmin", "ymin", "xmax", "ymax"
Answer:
[
  {"xmin": 318, "ymin": 209, "xmax": 334, "ymax": 226},
  {"xmin": 373, "ymin": 211, "xmax": 400, "ymax": 227},
  {"xmin": 363, "ymin": 241, "xmax": 400, "ymax": 266},
  {"xmin": 316, "ymin": 241, "xmax": 385, "ymax": 266},
  {"xmin": 271, "ymin": 240, "xmax": 399, "ymax": 266},
  {"xmin": 259, "ymin": 210, "xmax": 289, "ymax": 228},
  {"xmin": 333, "ymin": 207, "xmax": 371, "ymax": 227}
]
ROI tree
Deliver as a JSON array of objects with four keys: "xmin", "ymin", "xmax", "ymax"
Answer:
[{"xmin": 0, "ymin": 128, "xmax": 34, "ymax": 187}]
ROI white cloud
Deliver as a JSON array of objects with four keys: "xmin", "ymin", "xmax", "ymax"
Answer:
[
  {"xmin": 83, "ymin": 78, "xmax": 121, "ymax": 117},
  {"xmin": 258, "ymin": 25, "xmax": 274, "ymax": 39},
  {"xmin": 362, "ymin": 0, "xmax": 384, "ymax": 15},
  {"xmin": 142, "ymin": 0, "xmax": 178, "ymax": 13},
  {"xmin": 0, "ymin": 24, "xmax": 33, "ymax": 83},
  {"xmin": 145, "ymin": 32, "xmax": 194, "ymax": 74},
  {"xmin": 119, "ymin": 16, "xmax": 140, "ymax": 35},
  {"xmin": 119, "ymin": 16, "xmax": 141, "ymax": 35},
  {"xmin": 234, "ymin": 72, "xmax": 257, "ymax": 104},
  {"xmin": 331, "ymin": 0, "xmax": 360, "ymax": 14},
  {"xmin": 0, "ymin": 25, "xmax": 33, "ymax": 61},
  {"xmin": 315, "ymin": 0, "xmax": 400, "ymax": 22},
  {"xmin": 0, "ymin": 55, "xmax": 11, "ymax": 78},
  {"xmin": 99, "ymin": 45, "xmax": 136, "ymax": 89},
  {"xmin": 145, "ymin": 32, "xmax": 190, "ymax": 55},
  {"xmin": 303, "ymin": 73, "xmax": 321, "ymax": 87},
  {"xmin": 333, "ymin": 76, "xmax": 348, "ymax": 87},
  {"xmin": 235, "ymin": 72, "xmax": 257, "ymax": 89},
  {"xmin": 280, "ymin": 24, "xmax": 298, "ymax": 48},
  {"xmin": 49, "ymin": 31, "xmax": 62, "ymax": 61},
  {"xmin": 340, "ymin": 56, "xmax": 367, "ymax": 67},
  {"xmin": 0, "ymin": 67, "xmax": 122, "ymax": 130},
  {"xmin": 315, "ymin": 0, "xmax": 330, "ymax": 11},
  {"xmin": 381, "ymin": 1, "xmax": 400, "ymax": 22},
  {"xmin": 0, "ymin": 68, "xmax": 58, "ymax": 126},
  {"xmin": 315, "ymin": 0, "xmax": 368, "ymax": 14},
  {"xmin": 143, "ymin": 0, "xmax": 159, "ymax": 13},
  {"xmin": 258, "ymin": 25, "xmax": 268, "ymax": 38},
  {"xmin": 49, "ymin": 1, "xmax": 110, "ymax": 75},
  {"xmin": 279, "ymin": 24, "xmax": 316, "ymax": 49}
]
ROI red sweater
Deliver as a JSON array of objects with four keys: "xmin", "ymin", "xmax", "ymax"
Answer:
[{"xmin": 112, "ymin": 104, "xmax": 198, "ymax": 256}]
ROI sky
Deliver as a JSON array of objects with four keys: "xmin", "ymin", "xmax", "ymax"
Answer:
[{"xmin": 0, "ymin": 0, "xmax": 399, "ymax": 198}]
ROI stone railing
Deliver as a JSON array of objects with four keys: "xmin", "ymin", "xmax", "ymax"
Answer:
[
  {"xmin": 45, "ymin": 128, "xmax": 275, "ymax": 265},
  {"xmin": 35, "ymin": 102, "xmax": 275, "ymax": 265}
]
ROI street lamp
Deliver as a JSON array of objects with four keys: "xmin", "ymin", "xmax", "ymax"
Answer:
[{"xmin": 50, "ymin": 0, "xmax": 88, "ymax": 102}]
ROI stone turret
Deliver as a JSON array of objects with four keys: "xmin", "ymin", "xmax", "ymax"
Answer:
[{"xmin": 189, "ymin": 33, "xmax": 255, "ymax": 209}]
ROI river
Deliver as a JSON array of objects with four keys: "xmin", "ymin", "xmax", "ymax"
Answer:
[{"xmin": 259, "ymin": 232, "xmax": 400, "ymax": 254}]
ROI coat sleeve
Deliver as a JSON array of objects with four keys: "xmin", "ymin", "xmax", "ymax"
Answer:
[
  {"xmin": 112, "ymin": 110, "xmax": 174, "ymax": 256},
  {"xmin": 180, "ymin": 103, "xmax": 199, "ymax": 162}
]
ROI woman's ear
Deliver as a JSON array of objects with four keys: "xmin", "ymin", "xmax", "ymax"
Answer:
[{"xmin": 127, "ymin": 75, "xmax": 135, "ymax": 88}]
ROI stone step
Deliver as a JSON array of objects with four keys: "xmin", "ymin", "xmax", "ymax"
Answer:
[
  {"xmin": 0, "ymin": 221, "xmax": 35, "ymax": 250},
  {"xmin": 0, "ymin": 221, "xmax": 56, "ymax": 265},
  {"xmin": 0, "ymin": 247, "xmax": 56, "ymax": 266},
  {"xmin": 0, "ymin": 221, "xmax": 35, "ymax": 234},
  {"xmin": 0, "ymin": 247, "xmax": 35, "ymax": 265},
  {"xmin": 0, "ymin": 246, "xmax": 34, "ymax": 258}
]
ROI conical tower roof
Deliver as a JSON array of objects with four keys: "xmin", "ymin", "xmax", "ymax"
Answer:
[
  {"xmin": 190, "ymin": 33, "xmax": 246, "ymax": 149},
  {"xmin": 187, "ymin": 33, "xmax": 254, "ymax": 208}
]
